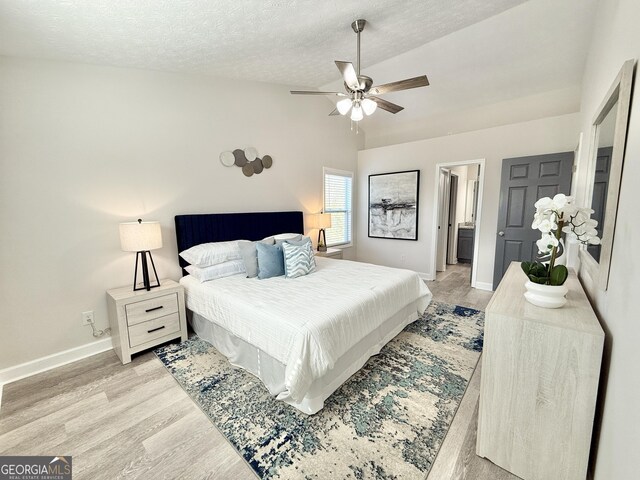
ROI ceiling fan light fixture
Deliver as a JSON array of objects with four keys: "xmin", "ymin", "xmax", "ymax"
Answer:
[
  {"xmin": 336, "ymin": 98, "xmax": 352, "ymax": 115},
  {"xmin": 362, "ymin": 98, "xmax": 377, "ymax": 115},
  {"xmin": 350, "ymin": 104, "xmax": 363, "ymax": 122},
  {"xmin": 289, "ymin": 18, "xmax": 429, "ymax": 126}
]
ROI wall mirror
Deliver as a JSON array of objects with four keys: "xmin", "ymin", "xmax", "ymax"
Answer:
[{"xmin": 580, "ymin": 59, "xmax": 636, "ymax": 290}]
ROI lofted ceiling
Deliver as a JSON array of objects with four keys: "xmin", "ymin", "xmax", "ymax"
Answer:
[
  {"xmin": 0, "ymin": 0, "xmax": 527, "ymax": 86},
  {"xmin": 323, "ymin": 0, "xmax": 599, "ymax": 146},
  {"xmin": 0, "ymin": 0, "xmax": 599, "ymax": 147}
]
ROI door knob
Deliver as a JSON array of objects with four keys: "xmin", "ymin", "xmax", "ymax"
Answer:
[{"xmin": 498, "ymin": 231, "xmax": 505, "ymax": 237}]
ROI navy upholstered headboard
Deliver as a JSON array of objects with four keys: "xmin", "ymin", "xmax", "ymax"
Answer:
[{"xmin": 174, "ymin": 211, "xmax": 304, "ymax": 275}]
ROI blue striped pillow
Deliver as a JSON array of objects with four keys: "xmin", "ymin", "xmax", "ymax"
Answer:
[{"xmin": 282, "ymin": 241, "xmax": 316, "ymax": 279}]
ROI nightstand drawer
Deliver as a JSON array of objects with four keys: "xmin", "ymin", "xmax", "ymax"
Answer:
[
  {"xmin": 125, "ymin": 293, "xmax": 178, "ymax": 326},
  {"xmin": 128, "ymin": 312, "xmax": 181, "ymax": 348},
  {"xmin": 107, "ymin": 279, "xmax": 187, "ymax": 364}
]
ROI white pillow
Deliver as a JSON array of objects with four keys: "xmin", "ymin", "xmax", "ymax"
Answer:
[
  {"xmin": 273, "ymin": 233, "xmax": 303, "ymax": 241},
  {"xmin": 180, "ymin": 240, "xmax": 241, "ymax": 268},
  {"xmin": 185, "ymin": 259, "xmax": 246, "ymax": 283}
]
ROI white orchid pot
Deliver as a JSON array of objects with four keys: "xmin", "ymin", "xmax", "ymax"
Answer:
[{"xmin": 524, "ymin": 281, "xmax": 568, "ymax": 309}]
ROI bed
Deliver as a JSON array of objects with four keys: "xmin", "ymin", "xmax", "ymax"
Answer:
[{"xmin": 175, "ymin": 211, "xmax": 432, "ymax": 414}]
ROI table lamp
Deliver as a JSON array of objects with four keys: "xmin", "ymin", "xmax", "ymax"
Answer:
[
  {"xmin": 309, "ymin": 213, "xmax": 332, "ymax": 252},
  {"xmin": 119, "ymin": 219, "xmax": 162, "ymax": 291}
]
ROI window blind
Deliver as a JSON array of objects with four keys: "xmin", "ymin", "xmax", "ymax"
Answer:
[{"xmin": 323, "ymin": 169, "xmax": 353, "ymax": 247}]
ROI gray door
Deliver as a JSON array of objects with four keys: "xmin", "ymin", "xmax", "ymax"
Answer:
[
  {"xmin": 492, "ymin": 152, "xmax": 574, "ymax": 289},
  {"xmin": 447, "ymin": 174, "xmax": 458, "ymax": 264},
  {"xmin": 587, "ymin": 146, "xmax": 612, "ymax": 262}
]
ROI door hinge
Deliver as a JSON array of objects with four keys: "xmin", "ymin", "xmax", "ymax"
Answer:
[{"xmin": 572, "ymin": 163, "xmax": 578, "ymax": 173}]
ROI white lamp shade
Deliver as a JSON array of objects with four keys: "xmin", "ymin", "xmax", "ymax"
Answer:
[
  {"xmin": 350, "ymin": 104, "xmax": 363, "ymax": 121},
  {"xmin": 308, "ymin": 213, "xmax": 332, "ymax": 229},
  {"xmin": 336, "ymin": 98, "xmax": 352, "ymax": 115},
  {"xmin": 119, "ymin": 221, "xmax": 163, "ymax": 252},
  {"xmin": 317, "ymin": 213, "xmax": 332, "ymax": 229},
  {"xmin": 362, "ymin": 98, "xmax": 377, "ymax": 115}
]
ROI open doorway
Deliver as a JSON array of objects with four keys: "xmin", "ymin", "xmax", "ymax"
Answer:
[
  {"xmin": 432, "ymin": 159, "xmax": 485, "ymax": 288},
  {"xmin": 436, "ymin": 168, "xmax": 459, "ymax": 271}
]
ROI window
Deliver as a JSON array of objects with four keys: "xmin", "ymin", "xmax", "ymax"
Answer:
[{"xmin": 323, "ymin": 167, "xmax": 353, "ymax": 247}]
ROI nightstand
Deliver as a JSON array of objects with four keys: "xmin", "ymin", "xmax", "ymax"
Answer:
[
  {"xmin": 106, "ymin": 279, "xmax": 188, "ymax": 364},
  {"xmin": 315, "ymin": 248, "xmax": 343, "ymax": 259}
]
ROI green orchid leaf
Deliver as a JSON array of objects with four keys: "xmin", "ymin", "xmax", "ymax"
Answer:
[
  {"xmin": 528, "ymin": 274, "xmax": 549, "ymax": 285},
  {"xmin": 549, "ymin": 265, "xmax": 568, "ymax": 286},
  {"xmin": 521, "ymin": 261, "xmax": 535, "ymax": 275},
  {"xmin": 531, "ymin": 262, "xmax": 549, "ymax": 278}
]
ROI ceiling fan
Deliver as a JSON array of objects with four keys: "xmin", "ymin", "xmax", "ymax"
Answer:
[{"xmin": 291, "ymin": 19, "xmax": 429, "ymax": 122}]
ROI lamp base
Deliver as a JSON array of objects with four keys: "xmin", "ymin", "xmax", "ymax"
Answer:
[
  {"xmin": 317, "ymin": 229, "xmax": 328, "ymax": 252},
  {"xmin": 133, "ymin": 251, "xmax": 161, "ymax": 291}
]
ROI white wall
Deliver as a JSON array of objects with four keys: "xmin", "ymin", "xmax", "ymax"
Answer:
[
  {"xmin": 0, "ymin": 57, "xmax": 360, "ymax": 370},
  {"xmin": 357, "ymin": 113, "xmax": 580, "ymax": 287},
  {"xmin": 364, "ymin": 87, "xmax": 582, "ymax": 149},
  {"xmin": 570, "ymin": 0, "xmax": 640, "ymax": 477}
]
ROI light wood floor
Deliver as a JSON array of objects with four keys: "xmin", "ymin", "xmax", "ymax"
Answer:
[
  {"xmin": 426, "ymin": 264, "xmax": 519, "ymax": 480},
  {"xmin": 0, "ymin": 263, "xmax": 518, "ymax": 480}
]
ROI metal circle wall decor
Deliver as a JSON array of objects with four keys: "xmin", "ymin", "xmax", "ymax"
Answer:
[
  {"xmin": 220, "ymin": 147, "xmax": 274, "ymax": 177},
  {"xmin": 251, "ymin": 158, "xmax": 264, "ymax": 174},
  {"xmin": 233, "ymin": 149, "xmax": 248, "ymax": 167},
  {"xmin": 242, "ymin": 164, "xmax": 254, "ymax": 177},
  {"xmin": 244, "ymin": 147, "xmax": 258, "ymax": 162},
  {"xmin": 220, "ymin": 151, "xmax": 235, "ymax": 167}
]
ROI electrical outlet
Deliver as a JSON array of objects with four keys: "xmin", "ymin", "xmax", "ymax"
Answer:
[{"xmin": 82, "ymin": 311, "xmax": 94, "ymax": 326}]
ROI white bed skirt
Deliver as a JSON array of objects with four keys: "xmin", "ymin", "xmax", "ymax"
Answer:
[{"xmin": 188, "ymin": 300, "xmax": 422, "ymax": 414}]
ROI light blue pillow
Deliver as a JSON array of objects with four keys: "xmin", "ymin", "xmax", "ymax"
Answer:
[
  {"xmin": 283, "ymin": 236, "xmax": 312, "ymax": 247},
  {"xmin": 282, "ymin": 241, "xmax": 316, "ymax": 279},
  {"xmin": 256, "ymin": 242, "xmax": 285, "ymax": 279},
  {"xmin": 275, "ymin": 234, "xmax": 304, "ymax": 246},
  {"xmin": 239, "ymin": 238, "xmax": 275, "ymax": 278}
]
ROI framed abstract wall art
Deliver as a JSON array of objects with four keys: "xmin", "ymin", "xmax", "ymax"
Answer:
[{"xmin": 368, "ymin": 170, "xmax": 420, "ymax": 240}]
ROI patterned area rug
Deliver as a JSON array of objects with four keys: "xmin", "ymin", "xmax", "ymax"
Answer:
[{"xmin": 155, "ymin": 301, "xmax": 484, "ymax": 479}]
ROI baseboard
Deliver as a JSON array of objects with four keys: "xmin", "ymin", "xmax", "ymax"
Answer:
[
  {"xmin": 418, "ymin": 272, "xmax": 435, "ymax": 281},
  {"xmin": 474, "ymin": 281, "xmax": 494, "ymax": 292},
  {"xmin": 0, "ymin": 338, "xmax": 113, "ymax": 386}
]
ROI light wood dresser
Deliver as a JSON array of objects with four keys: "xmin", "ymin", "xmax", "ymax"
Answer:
[
  {"xmin": 107, "ymin": 279, "xmax": 187, "ymax": 364},
  {"xmin": 477, "ymin": 262, "xmax": 604, "ymax": 480}
]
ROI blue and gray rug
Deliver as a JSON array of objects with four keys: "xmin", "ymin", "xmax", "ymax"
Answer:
[{"xmin": 155, "ymin": 301, "xmax": 484, "ymax": 479}]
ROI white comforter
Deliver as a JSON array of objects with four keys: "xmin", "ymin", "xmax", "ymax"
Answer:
[{"xmin": 181, "ymin": 258, "xmax": 432, "ymax": 401}]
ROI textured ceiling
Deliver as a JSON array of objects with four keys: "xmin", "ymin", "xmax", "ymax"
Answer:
[
  {"xmin": 320, "ymin": 0, "xmax": 598, "ymax": 145},
  {"xmin": 0, "ymin": 0, "xmax": 527, "ymax": 87},
  {"xmin": 0, "ymin": 0, "xmax": 599, "ymax": 147}
]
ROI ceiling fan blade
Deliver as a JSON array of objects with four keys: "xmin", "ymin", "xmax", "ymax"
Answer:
[
  {"xmin": 369, "ymin": 96, "xmax": 404, "ymax": 114},
  {"xmin": 370, "ymin": 75, "xmax": 429, "ymax": 95},
  {"xmin": 335, "ymin": 61, "xmax": 360, "ymax": 90},
  {"xmin": 329, "ymin": 108, "xmax": 341, "ymax": 116},
  {"xmin": 290, "ymin": 90, "xmax": 347, "ymax": 96}
]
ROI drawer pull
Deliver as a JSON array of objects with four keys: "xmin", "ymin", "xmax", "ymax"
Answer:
[
  {"xmin": 147, "ymin": 325, "xmax": 166, "ymax": 333},
  {"xmin": 145, "ymin": 306, "xmax": 164, "ymax": 313}
]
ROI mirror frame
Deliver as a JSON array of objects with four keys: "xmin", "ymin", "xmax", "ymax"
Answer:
[{"xmin": 580, "ymin": 59, "xmax": 635, "ymax": 291}]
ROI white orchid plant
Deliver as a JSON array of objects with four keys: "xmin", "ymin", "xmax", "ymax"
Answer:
[{"xmin": 521, "ymin": 193, "xmax": 600, "ymax": 286}]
